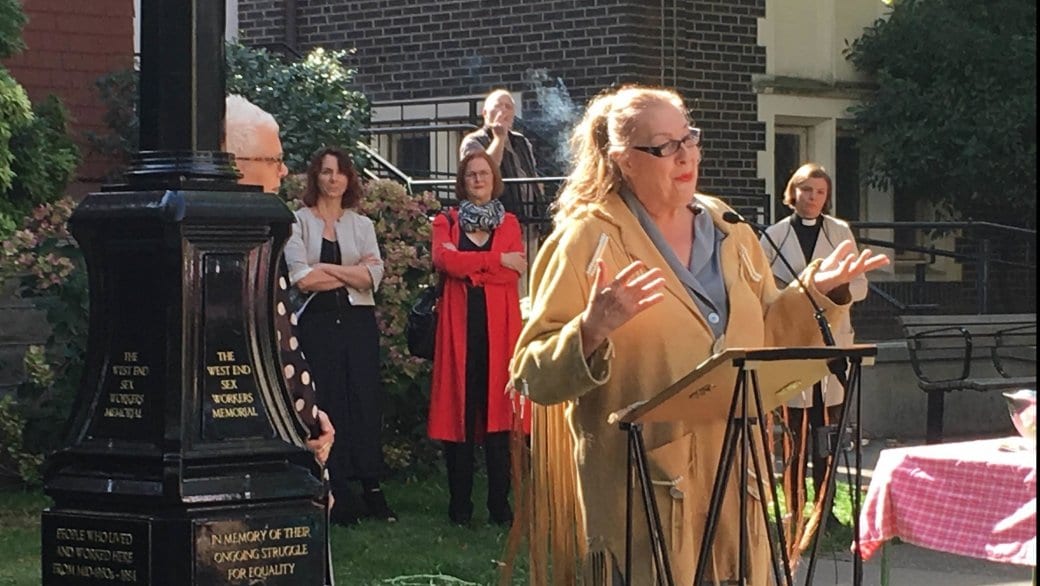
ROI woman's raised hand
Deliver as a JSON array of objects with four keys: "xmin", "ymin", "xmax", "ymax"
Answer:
[
  {"xmin": 580, "ymin": 260, "xmax": 667, "ymax": 357},
  {"xmin": 813, "ymin": 240, "xmax": 890, "ymax": 294}
]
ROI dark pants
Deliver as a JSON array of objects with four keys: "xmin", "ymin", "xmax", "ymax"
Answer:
[
  {"xmin": 787, "ymin": 383, "xmax": 843, "ymax": 514},
  {"xmin": 442, "ymin": 281, "xmax": 511, "ymax": 524},
  {"xmin": 297, "ymin": 304, "xmax": 385, "ymax": 500},
  {"xmin": 444, "ymin": 432, "xmax": 511, "ymax": 523}
]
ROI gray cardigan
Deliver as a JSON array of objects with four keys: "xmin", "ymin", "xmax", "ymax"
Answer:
[{"xmin": 283, "ymin": 206, "xmax": 384, "ymax": 307}]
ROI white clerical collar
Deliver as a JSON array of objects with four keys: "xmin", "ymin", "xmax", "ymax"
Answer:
[{"xmin": 797, "ymin": 216, "xmax": 819, "ymax": 226}]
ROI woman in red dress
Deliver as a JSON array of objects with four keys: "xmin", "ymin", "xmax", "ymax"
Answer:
[{"xmin": 428, "ymin": 151, "xmax": 527, "ymax": 526}]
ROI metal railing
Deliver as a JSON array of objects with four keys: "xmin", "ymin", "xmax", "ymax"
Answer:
[{"xmin": 848, "ymin": 220, "xmax": 1036, "ymax": 316}]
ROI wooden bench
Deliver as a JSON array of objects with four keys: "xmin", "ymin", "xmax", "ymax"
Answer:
[{"xmin": 900, "ymin": 313, "xmax": 1036, "ymax": 443}]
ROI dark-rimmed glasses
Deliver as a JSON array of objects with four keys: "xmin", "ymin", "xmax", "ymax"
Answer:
[{"xmin": 631, "ymin": 127, "xmax": 702, "ymax": 157}]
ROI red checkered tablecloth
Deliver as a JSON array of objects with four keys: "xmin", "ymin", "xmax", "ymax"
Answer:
[{"xmin": 856, "ymin": 438, "xmax": 1036, "ymax": 566}]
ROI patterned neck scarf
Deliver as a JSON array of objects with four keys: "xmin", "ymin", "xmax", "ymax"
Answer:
[{"xmin": 457, "ymin": 199, "xmax": 506, "ymax": 233}]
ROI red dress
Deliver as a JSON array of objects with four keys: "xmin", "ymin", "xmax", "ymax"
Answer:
[{"xmin": 427, "ymin": 209, "xmax": 530, "ymax": 442}]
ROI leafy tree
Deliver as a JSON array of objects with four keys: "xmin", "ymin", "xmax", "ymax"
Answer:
[
  {"xmin": 225, "ymin": 42, "xmax": 370, "ymax": 171},
  {"xmin": 90, "ymin": 42, "xmax": 371, "ymax": 184},
  {"xmin": 84, "ymin": 68, "xmax": 138, "ymax": 181},
  {"xmin": 4, "ymin": 97, "xmax": 80, "ymax": 217},
  {"xmin": 0, "ymin": 0, "xmax": 80, "ymax": 234},
  {"xmin": 0, "ymin": 0, "xmax": 26, "ymax": 57},
  {"xmin": 0, "ymin": 0, "xmax": 33, "ymax": 212},
  {"xmin": 361, "ymin": 180, "xmax": 441, "ymax": 474},
  {"xmin": 0, "ymin": 198, "xmax": 85, "ymax": 486},
  {"xmin": 844, "ymin": 0, "xmax": 1036, "ymax": 225}
]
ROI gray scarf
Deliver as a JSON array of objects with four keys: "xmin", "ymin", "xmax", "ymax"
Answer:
[{"xmin": 457, "ymin": 199, "xmax": 506, "ymax": 233}]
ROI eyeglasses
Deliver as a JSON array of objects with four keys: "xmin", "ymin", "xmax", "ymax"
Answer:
[
  {"xmin": 237, "ymin": 154, "xmax": 284, "ymax": 165},
  {"xmin": 464, "ymin": 170, "xmax": 492, "ymax": 181},
  {"xmin": 631, "ymin": 127, "xmax": 702, "ymax": 158}
]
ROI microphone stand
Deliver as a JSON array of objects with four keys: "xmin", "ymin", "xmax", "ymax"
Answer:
[{"xmin": 722, "ymin": 211, "xmax": 864, "ymax": 586}]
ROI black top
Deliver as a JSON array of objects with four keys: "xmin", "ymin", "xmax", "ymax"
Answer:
[
  {"xmin": 306, "ymin": 238, "xmax": 351, "ymax": 314},
  {"xmin": 791, "ymin": 214, "xmax": 823, "ymax": 263},
  {"xmin": 459, "ymin": 230, "xmax": 494, "ymax": 438}
]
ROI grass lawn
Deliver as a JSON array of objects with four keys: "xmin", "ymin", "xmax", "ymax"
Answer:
[
  {"xmin": 0, "ymin": 474, "xmax": 522, "ymax": 586},
  {"xmin": 0, "ymin": 473, "xmax": 858, "ymax": 585},
  {"xmin": 0, "ymin": 490, "xmax": 50, "ymax": 586}
]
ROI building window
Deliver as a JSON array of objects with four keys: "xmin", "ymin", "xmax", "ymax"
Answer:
[{"xmin": 835, "ymin": 135, "xmax": 861, "ymax": 221}]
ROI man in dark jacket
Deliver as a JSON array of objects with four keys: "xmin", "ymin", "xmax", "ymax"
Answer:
[{"xmin": 460, "ymin": 89, "xmax": 541, "ymax": 217}]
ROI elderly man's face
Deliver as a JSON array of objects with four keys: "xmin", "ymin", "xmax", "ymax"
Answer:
[
  {"xmin": 483, "ymin": 92, "xmax": 516, "ymax": 130},
  {"xmin": 236, "ymin": 124, "xmax": 288, "ymax": 193}
]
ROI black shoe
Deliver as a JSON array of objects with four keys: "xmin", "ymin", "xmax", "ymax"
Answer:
[
  {"xmin": 362, "ymin": 487, "xmax": 398, "ymax": 523},
  {"xmin": 448, "ymin": 509, "xmax": 472, "ymax": 527},
  {"xmin": 489, "ymin": 503, "xmax": 513, "ymax": 527},
  {"xmin": 448, "ymin": 498, "xmax": 472, "ymax": 526},
  {"xmin": 329, "ymin": 507, "xmax": 360, "ymax": 527},
  {"xmin": 329, "ymin": 488, "xmax": 364, "ymax": 527}
]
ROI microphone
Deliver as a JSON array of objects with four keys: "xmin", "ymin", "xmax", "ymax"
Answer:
[
  {"xmin": 722, "ymin": 210, "xmax": 762, "ymax": 230},
  {"xmin": 722, "ymin": 210, "xmax": 837, "ymax": 347},
  {"xmin": 727, "ymin": 209, "xmax": 859, "ymax": 581}
]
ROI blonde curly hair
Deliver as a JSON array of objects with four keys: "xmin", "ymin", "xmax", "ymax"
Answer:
[{"xmin": 553, "ymin": 85, "xmax": 688, "ymax": 224}]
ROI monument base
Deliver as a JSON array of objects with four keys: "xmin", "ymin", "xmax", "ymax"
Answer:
[{"xmin": 42, "ymin": 500, "xmax": 325, "ymax": 585}]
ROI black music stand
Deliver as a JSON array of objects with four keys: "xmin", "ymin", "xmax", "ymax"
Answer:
[{"xmin": 617, "ymin": 345, "xmax": 877, "ymax": 586}]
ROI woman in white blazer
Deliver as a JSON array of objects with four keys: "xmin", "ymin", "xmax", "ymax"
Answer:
[
  {"xmin": 284, "ymin": 147, "xmax": 396, "ymax": 526},
  {"xmin": 761, "ymin": 163, "xmax": 869, "ymax": 522}
]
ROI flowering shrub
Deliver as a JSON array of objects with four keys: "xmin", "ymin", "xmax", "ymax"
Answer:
[
  {"xmin": 0, "ymin": 394, "xmax": 42, "ymax": 486},
  {"xmin": 1, "ymin": 198, "xmax": 78, "ymax": 289},
  {"xmin": 361, "ymin": 179, "xmax": 442, "ymax": 473},
  {"xmin": 0, "ymin": 197, "xmax": 86, "ymax": 485}
]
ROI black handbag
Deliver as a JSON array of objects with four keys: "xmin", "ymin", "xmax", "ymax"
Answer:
[
  {"xmin": 406, "ymin": 211, "xmax": 453, "ymax": 360},
  {"xmin": 406, "ymin": 281, "xmax": 442, "ymax": 360}
]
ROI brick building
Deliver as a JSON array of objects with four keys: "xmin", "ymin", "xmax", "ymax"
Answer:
[
  {"xmin": 236, "ymin": 0, "xmax": 768, "ymax": 204},
  {"xmin": 235, "ymin": 1, "xmax": 1034, "ymax": 325},
  {"xmin": 2, "ymin": 0, "xmax": 134, "ymax": 194}
]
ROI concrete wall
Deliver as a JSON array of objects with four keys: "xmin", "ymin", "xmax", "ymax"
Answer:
[
  {"xmin": 0, "ymin": 283, "xmax": 47, "ymax": 396},
  {"xmin": 856, "ymin": 342, "xmax": 1028, "ymax": 440}
]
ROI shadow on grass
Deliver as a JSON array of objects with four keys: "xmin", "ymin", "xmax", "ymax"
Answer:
[
  {"xmin": 0, "ymin": 476, "xmax": 524, "ymax": 586},
  {"xmin": 0, "ymin": 477, "xmax": 864, "ymax": 585}
]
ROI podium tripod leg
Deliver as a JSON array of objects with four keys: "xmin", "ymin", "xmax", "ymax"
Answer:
[
  {"xmin": 627, "ymin": 427, "xmax": 634, "ymax": 582},
  {"xmin": 804, "ymin": 359, "xmax": 865, "ymax": 586},
  {"xmin": 693, "ymin": 368, "xmax": 747, "ymax": 586},
  {"xmin": 748, "ymin": 371, "xmax": 795, "ymax": 586},
  {"xmin": 739, "ymin": 373, "xmax": 751, "ymax": 584},
  {"xmin": 850, "ymin": 361, "xmax": 865, "ymax": 586},
  {"xmin": 625, "ymin": 423, "xmax": 675, "ymax": 586}
]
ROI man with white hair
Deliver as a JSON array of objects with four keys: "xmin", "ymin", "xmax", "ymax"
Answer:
[
  {"xmin": 459, "ymin": 89, "xmax": 540, "ymax": 215},
  {"xmin": 223, "ymin": 94, "xmax": 334, "ymax": 462},
  {"xmin": 224, "ymin": 94, "xmax": 289, "ymax": 193}
]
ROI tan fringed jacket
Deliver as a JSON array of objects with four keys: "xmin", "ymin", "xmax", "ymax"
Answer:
[{"xmin": 511, "ymin": 192, "xmax": 850, "ymax": 585}]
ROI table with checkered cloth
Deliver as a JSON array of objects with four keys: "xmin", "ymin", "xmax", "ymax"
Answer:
[{"xmin": 856, "ymin": 438, "xmax": 1036, "ymax": 566}]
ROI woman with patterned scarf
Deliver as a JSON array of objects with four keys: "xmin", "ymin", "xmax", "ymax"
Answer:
[{"xmin": 428, "ymin": 151, "xmax": 530, "ymax": 526}]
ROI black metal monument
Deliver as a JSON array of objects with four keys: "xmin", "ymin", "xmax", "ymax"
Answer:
[{"xmin": 40, "ymin": 1, "xmax": 326, "ymax": 584}]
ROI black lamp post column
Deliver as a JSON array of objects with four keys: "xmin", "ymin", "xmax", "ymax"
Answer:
[{"xmin": 40, "ymin": 1, "xmax": 326, "ymax": 585}]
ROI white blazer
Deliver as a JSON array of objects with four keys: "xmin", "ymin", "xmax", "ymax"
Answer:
[
  {"xmin": 283, "ymin": 207, "xmax": 384, "ymax": 307},
  {"xmin": 760, "ymin": 214, "xmax": 868, "ymax": 407}
]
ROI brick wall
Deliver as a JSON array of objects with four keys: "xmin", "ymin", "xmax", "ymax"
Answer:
[
  {"xmin": 237, "ymin": 0, "xmax": 766, "ymax": 200},
  {"xmin": 2, "ymin": 0, "xmax": 134, "ymax": 191}
]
